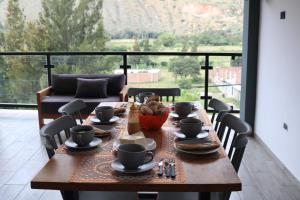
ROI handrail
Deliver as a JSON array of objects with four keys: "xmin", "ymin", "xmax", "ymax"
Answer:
[{"xmin": 0, "ymin": 51, "xmax": 242, "ymax": 56}]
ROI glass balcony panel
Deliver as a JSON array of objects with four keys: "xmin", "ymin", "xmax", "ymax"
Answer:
[
  {"xmin": 126, "ymin": 55, "xmax": 205, "ymax": 105},
  {"xmin": 208, "ymin": 56, "xmax": 242, "ymax": 110},
  {"xmin": 51, "ymin": 55, "xmax": 123, "ymax": 75},
  {"xmin": 0, "ymin": 55, "xmax": 47, "ymax": 104}
]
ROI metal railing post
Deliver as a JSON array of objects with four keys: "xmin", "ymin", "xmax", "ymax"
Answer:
[
  {"xmin": 201, "ymin": 54, "xmax": 213, "ymax": 110},
  {"xmin": 120, "ymin": 54, "xmax": 131, "ymax": 85},
  {"xmin": 44, "ymin": 54, "xmax": 54, "ymax": 86}
]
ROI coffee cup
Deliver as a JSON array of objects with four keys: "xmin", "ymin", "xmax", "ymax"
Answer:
[
  {"xmin": 95, "ymin": 106, "xmax": 114, "ymax": 122},
  {"xmin": 137, "ymin": 92, "xmax": 155, "ymax": 103},
  {"xmin": 174, "ymin": 102, "xmax": 193, "ymax": 118},
  {"xmin": 71, "ymin": 125, "xmax": 95, "ymax": 146},
  {"xmin": 180, "ymin": 117, "xmax": 204, "ymax": 138},
  {"xmin": 118, "ymin": 144, "xmax": 153, "ymax": 170}
]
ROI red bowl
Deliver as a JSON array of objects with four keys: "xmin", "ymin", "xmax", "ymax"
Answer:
[{"xmin": 139, "ymin": 111, "xmax": 169, "ymax": 131}]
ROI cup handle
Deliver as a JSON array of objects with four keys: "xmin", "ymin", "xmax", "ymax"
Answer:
[{"xmin": 143, "ymin": 151, "xmax": 154, "ymax": 164}]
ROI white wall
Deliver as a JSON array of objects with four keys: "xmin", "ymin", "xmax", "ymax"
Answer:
[{"xmin": 256, "ymin": 0, "xmax": 300, "ymax": 181}]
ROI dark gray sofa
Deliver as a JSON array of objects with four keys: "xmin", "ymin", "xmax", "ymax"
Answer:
[{"xmin": 37, "ymin": 74, "xmax": 128, "ymax": 128}]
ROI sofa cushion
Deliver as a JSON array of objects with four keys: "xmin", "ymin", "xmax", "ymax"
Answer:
[
  {"xmin": 41, "ymin": 95, "xmax": 120, "ymax": 114},
  {"xmin": 51, "ymin": 74, "xmax": 125, "ymax": 96},
  {"xmin": 75, "ymin": 78, "xmax": 108, "ymax": 98}
]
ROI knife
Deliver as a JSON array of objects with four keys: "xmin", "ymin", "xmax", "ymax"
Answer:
[
  {"xmin": 157, "ymin": 159, "xmax": 164, "ymax": 177},
  {"xmin": 164, "ymin": 161, "xmax": 171, "ymax": 177},
  {"xmin": 170, "ymin": 160, "xmax": 176, "ymax": 178}
]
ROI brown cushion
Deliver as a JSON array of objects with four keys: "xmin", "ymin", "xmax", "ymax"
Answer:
[
  {"xmin": 51, "ymin": 74, "xmax": 125, "ymax": 95},
  {"xmin": 41, "ymin": 95, "xmax": 120, "ymax": 114},
  {"xmin": 75, "ymin": 78, "xmax": 108, "ymax": 98}
]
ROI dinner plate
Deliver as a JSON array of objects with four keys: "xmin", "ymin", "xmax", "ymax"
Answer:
[
  {"xmin": 65, "ymin": 137, "xmax": 102, "ymax": 150},
  {"xmin": 174, "ymin": 130, "xmax": 209, "ymax": 139},
  {"xmin": 174, "ymin": 144, "xmax": 220, "ymax": 155},
  {"xmin": 169, "ymin": 112, "xmax": 198, "ymax": 119},
  {"xmin": 113, "ymin": 138, "xmax": 157, "ymax": 151},
  {"xmin": 111, "ymin": 159, "xmax": 156, "ymax": 174},
  {"xmin": 91, "ymin": 116, "xmax": 120, "ymax": 124}
]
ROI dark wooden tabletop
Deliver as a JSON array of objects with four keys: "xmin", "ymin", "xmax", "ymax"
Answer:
[{"xmin": 31, "ymin": 102, "xmax": 241, "ymax": 192}]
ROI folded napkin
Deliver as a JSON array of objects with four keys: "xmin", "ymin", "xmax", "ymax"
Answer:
[
  {"xmin": 93, "ymin": 127, "xmax": 111, "ymax": 137},
  {"xmin": 119, "ymin": 131, "xmax": 147, "ymax": 147},
  {"xmin": 175, "ymin": 137, "xmax": 220, "ymax": 151},
  {"xmin": 114, "ymin": 107, "xmax": 126, "ymax": 115},
  {"xmin": 114, "ymin": 103, "xmax": 127, "ymax": 115}
]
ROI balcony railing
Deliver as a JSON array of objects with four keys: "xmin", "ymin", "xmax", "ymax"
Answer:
[{"xmin": 0, "ymin": 51, "xmax": 242, "ymax": 112}]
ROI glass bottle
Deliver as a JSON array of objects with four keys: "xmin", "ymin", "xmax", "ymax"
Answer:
[{"xmin": 127, "ymin": 103, "xmax": 141, "ymax": 135}]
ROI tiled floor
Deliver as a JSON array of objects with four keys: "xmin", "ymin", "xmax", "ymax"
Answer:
[{"xmin": 0, "ymin": 109, "xmax": 299, "ymax": 200}]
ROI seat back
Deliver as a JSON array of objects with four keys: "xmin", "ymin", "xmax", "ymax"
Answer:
[
  {"xmin": 58, "ymin": 99, "xmax": 86, "ymax": 124},
  {"xmin": 217, "ymin": 114, "xmax": 251, "ymax": 200},
  {"xmin": 217, "ymin": 113, "xmax": 251, "ymax": 171},
  {"xmin": 40, "ymin": 115, "xmax": 76, "ymax": 159},
  {"xmin": 127, "ymin": 88, "xmax": 181, "ymax": 102},
  {"xmin": 208, "ymin": 98, "xmax": 232, "ymax": 128}
]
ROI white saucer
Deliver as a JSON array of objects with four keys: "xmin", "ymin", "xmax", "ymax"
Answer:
[
  {"xmin": 113, "ymin": 138, "xmax": 157, "ymax": 151},
  {"xmin": 111, "ymin": 159, "xmax": 156, "ymax": 174},
  {"xmin": 91, "ymin": 116, "xmax": 120, "ymax": 124},
  {"xmin": 169, "ymin": 112, "xmax": 198, "ymax": 119},
  {"xmin": 65, "ymin": 137, "xmax": 102, "ymax": 150},
  {"xmin": 174, "ymin": 130, "xmax": 209, "ymax": 139}
]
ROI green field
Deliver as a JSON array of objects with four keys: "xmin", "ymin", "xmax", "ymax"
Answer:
[{"xmin": 108, "ymin": 39, "xmax": 242, "ymax": 109}]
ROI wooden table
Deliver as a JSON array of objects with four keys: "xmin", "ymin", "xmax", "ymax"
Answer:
[{"xmin": 31, "ymin": 102, "xmax": 241, "ymax": 200}]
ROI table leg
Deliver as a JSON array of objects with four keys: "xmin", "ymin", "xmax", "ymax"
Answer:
[
  {"xmin": 61, "ymin": 190, "xmax": 79, "ymax": 200},
  {"xmin": 199, "ymin": 192, "xmax": 211, "ymax": 200}
]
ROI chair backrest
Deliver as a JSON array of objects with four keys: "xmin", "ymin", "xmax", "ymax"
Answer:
[
  {"xmin": 217, "ymin": 113, "xmax": 251, "ymax": 172},
  {"xmin": 127, "ymin": 88, "xmax": 181, "ymax": 102},
  {"xmin": 214, "ymin": 110, "xmax": 228, "ymax": 131},
  {"xmin": 58, "ymin": 99, "xmax": 86, "ymax": 124},
  {"xmin": 208, "ymin": 98, "xmax": 232, "ymax": 128},
  {"xmin": 40, "ymin": 115, "xmax": 76, "ymax": 159}
]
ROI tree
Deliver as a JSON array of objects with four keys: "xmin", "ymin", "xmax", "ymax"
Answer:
[
  {"xmin": 158, "ymin": 32, "xmax": 175, "ymax": 47},
  {"xmin": 169, "ymin": 57, "xmax": 200, "ymax": 80},
  {"xmin": 141, "ymin": 38, "xmax": 152, "ymax": 66},
  {"xmin": 4, "ymin": 0, "xmax": 25, "ymax": 51},
  {"xmin": 181, "ymin": 40, "xmax": 188, "ymax": 52},
  {"xmin": 130, "ymin": 39, "xmax": 142, "ymax": 66},
  {"xmin": 3, "ymin": 0, "xmax": 109, "ymax": 103},
  {"xmin": 3, "ymin": 0, "xmax": 34, "ymax": 103},
  {"xmin": 38, "ymin": 0, "xmax": 106, "ymax": 51}
]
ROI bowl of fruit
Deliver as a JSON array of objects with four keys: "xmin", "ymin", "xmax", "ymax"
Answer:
[{"xmin": 138, "ymin": 96, "xmax": 169, "ymax": 130}]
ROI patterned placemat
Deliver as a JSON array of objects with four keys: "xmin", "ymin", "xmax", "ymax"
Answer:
[
  {"xmin": 56, "ymin": 117, "xmax": 127, "ymax": 155},
  {"xmin": 70, "ymin": 152, "xmax": 185, "ymax": 184}
]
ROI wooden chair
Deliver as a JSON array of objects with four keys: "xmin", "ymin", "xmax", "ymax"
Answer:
[
  {"xmin": 208, "ymin": 98, "xmax": 232, "ymax": 131},
  {"xmin": 40, "ymin": 115, "xmax": 76, "ymax": 159},
  {"xmin": 58, "ymin": 99, "xmax": 87, "ymax": 124},
  {"xmin": 217, "ymin": 113, "xmax": 251, "ymax": 171},
  {"xmin": 214, "ymin": 113, "xmax": 252, "ymax": 200},
  {"xmin": 40, "ymin": 116, "xmax": 137, "ymax": 200},
  {"xmin": 127, "ymin": 88, "xmax": 181, "ymax": 102},
  {"xmin": 159, "ymin": 114, "xmax": 252, "ymax": 200}
]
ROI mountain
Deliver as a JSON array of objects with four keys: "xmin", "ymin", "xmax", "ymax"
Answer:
[
  {"xmin": 103, "ymin": 0, "xmax": 243, "ymax": 36},
  {"xmin": 0, "ymin": 0, "xmax": 243, "ymax": 36}
]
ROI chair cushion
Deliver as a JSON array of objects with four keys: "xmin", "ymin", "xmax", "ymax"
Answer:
[
  {"xmin": 41, "ymin": 95, "xmax": 120, "ymax": 114},
  {"xmin": 51, "ymin": 74, "xmax": 125, "ymax": 96},
  {"xmin": 75, "ymin": 78, "xmax": 108, "ymax": 98}
]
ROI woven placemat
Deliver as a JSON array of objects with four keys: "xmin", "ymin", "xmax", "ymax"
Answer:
[
  {"xmin": 70, "ymin": 152, "xmax": 185, "ymax": 184},
  {"xmin": 164, "ymin": 119, "xmax": 226, "ymax": 160}
]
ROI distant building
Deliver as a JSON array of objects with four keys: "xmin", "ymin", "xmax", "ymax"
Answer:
[
  {"xmin": 114, "ymin": 69, "xmax": 160, "ymax": 83},
  {"xmin": 210, "ymin": 67, "xmax": 241, "ymax": 99}
]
